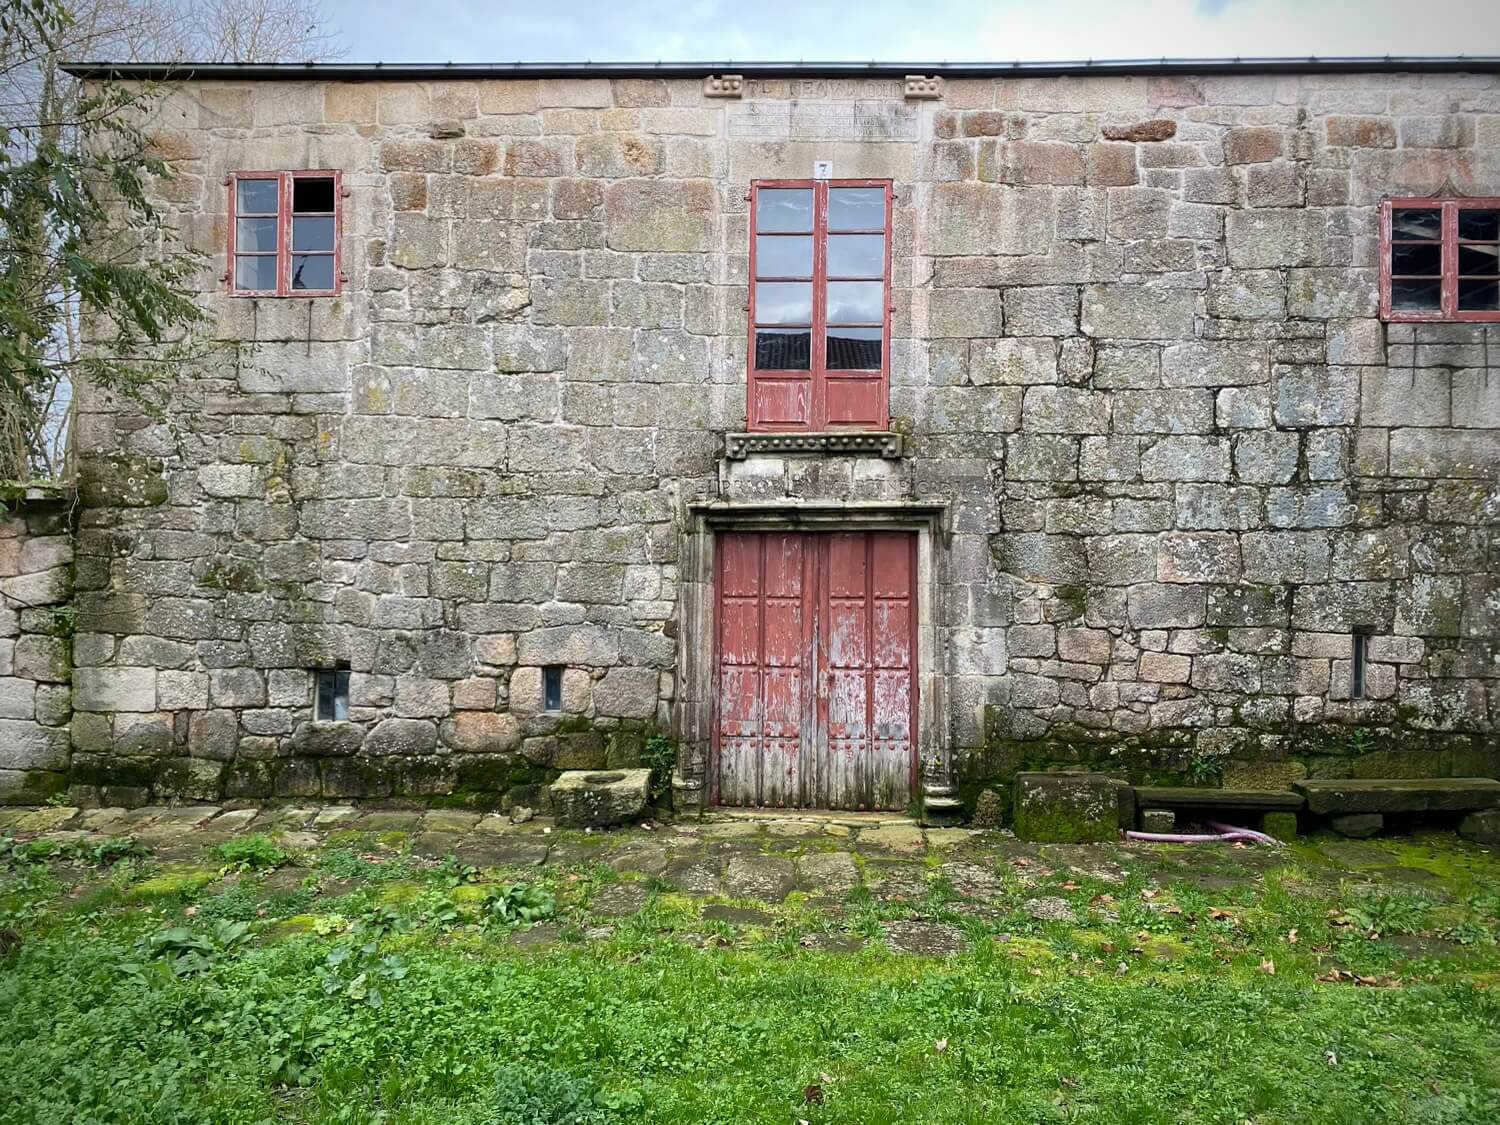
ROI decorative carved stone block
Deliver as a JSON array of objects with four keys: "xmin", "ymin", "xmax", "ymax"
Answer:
[
  {"xmin": 703, "ymin": 74, "xmax": 743, "ymax": 98},
  {"xmin": 904, "ymin": 75, "xmax": 943, "ymax": 100}
]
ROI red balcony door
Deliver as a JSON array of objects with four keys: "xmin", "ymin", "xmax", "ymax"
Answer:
[{"xmin": 714, "ymin": 530, "xmax": 916, "ymax": 810}]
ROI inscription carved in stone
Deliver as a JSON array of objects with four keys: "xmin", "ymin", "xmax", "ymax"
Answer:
[
  {"xmin": 743, "ymin": 78, "xmax": 904, "ymax": 100},
  {"xmin": 729, "ymin": 101, "xmax": 919, "ymax": 142}
]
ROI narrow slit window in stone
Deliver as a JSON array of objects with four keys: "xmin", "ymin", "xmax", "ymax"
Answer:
[
  {"xmin": 543, "ymin": 666, "xmax": 564, "ymax": 712},
  {"xmin": 315, "ymin": 667, "xmax": 350, "ymax": 721}
]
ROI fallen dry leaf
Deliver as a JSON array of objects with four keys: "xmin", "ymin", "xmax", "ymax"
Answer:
[
  {"xmin": 934, "ymin": 1039, "xmax": 948, "ymax": 1054},
  {"xmin": 1287, "ymin": 928, "xmax": 1298, "ymax": 944},
  {"xmin": 1258, "ymin": 958, "xmax": 1276, "ymax": 975}
]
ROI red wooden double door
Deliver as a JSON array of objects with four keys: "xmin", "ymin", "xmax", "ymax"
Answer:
[{"xmin": 714, "ymin": 530, "xmax": 918, "ymax": 811}]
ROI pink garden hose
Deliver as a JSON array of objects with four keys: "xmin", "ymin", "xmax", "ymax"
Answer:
[{"xmin": 1124, "ymin": 820, "xmax": 1281, "ymax": 845}]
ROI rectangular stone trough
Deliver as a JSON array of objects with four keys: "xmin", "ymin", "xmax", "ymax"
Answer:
[{"xmin": 551, "ymin": 768, "xmax": 651, "ymax": 828}]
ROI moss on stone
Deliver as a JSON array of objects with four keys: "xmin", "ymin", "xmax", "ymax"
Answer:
[
  {"xmin": 4, "ymin": 770, "xmax": 68, "ymax": 804},
  {"xmin": 126, "ymin": 865, "xmax": 220, "ymax": 902}
]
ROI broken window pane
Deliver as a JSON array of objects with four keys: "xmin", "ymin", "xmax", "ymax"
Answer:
[
  {"xmin": 756, "ymin": 188, "xmax": 813, "ymax": 233},
  {"xmin": 1459, "ymin": 244, "xmax": 1499, "ymax": 275},
  {"xmin": 292, "ymin": 216, "xmax": 334, "ymax": 252},
  {"xmin": 293, "ymin": 176, "xmax": 335, "ymax": 213},
  {"xmin": 827, "ymin": 234, "xmax": 885, "ymax": 278},
  {"xmin": 1458, "ymin": 209, "xmax": 1500, "ymax": 242},
  {"xmin": 825, "ymin": 281, "xmax": 883, "ymax": 324},
  {"xmin": 755, "ymin": 329, "xmax": 811, "ymax": 370},
  {"xmin": 1391, "ymin": 277, "xmax": 1442, "ymax": 311},
  {"xmin": 291, "ymin": 255, "xmax": 335, "ymax": 291},
  {"xmin": 1458, "ymin": 279, "xmax": 1499, "ymax": 311},
  {"xmin": 755, "ymin": 235, "xmax": 812, "ymax": 278},
  {"xmin": 1391, "ymin": 208, "xmax": 1440, "ymax": 240},
  {"xmin": 234, "ymin": 255, "xmax": 276, "ymax": 291},
  {"xmin": 236, "ymin": 217, "xmax": 278, "ymax": 253},
  {"xmin": 826, "ymin": 327, "xmax": 882, "ymax": 370},
  {"xmin": 754, "ymin": 281, "xmax": 812, "ymax": 325},
  {"xmin": 237, "ymin": 178, "xmax": 278, "ymax": 214},
  {"xmin": 1390, "ymin": 242, "xmax": 1442, "ymax": 275},
  {"xmin": 828, "ymin": 187, "xmax": 885, "ymax": 231}
]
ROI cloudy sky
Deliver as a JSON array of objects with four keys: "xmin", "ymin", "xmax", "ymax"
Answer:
[{"xmin": 319, "ymin": 0, "xmax": 1499, "ymax": 63}]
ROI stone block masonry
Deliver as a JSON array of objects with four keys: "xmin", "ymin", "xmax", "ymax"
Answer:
[
  {"xmin": 0, "ymin": 492, "xmax": 75, "ymax": 804},
  {"xmin": 60, "ymin": 65, "xmax": 1500, "ymax": 811}
]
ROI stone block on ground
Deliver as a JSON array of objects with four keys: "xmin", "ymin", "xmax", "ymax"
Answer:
[
  {"xmin": 1013, "ymin": 772, "xmax": 1123, "ymax": 843},
  {"xmin": 1459, "ymin": 809, "xmax": 1500, "ymax": 845},
  {"xmin": 1331, "ymin": 812, "xmax": 1383, "ymax": 838},
  {"xmin": 1139, "ymin": 808, "xmax": 1176, "ymax": 832},
  {"xmin": 550, "ymin": 767, "xmax": 650, "ymax": 828},
  {"xmin": 1260, "ymin": 811, "xmax": 1299, "ymax": 841}
]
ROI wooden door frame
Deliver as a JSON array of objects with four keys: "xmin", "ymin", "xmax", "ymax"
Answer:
[{"xmin": 675, "ymin": 501, "xmax": 950, "ymax": 814}]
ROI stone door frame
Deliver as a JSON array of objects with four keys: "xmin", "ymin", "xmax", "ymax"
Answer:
[{"xmin": 674, "ymin": 500, "xmax": 951, "ymax": 816}]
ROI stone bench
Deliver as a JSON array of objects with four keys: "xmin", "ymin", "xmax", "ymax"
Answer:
[
  {"xmin": 1131, "ymin": 787, "xmax": 1303, "ymax": 838},
  {"xmin": 1293, "ymin": 778, "xmax": 1500, "ymax": 839}
]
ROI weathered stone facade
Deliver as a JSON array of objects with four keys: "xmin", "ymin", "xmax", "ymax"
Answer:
[
  {"xmin": 35, "ymin": 63, "xmax": 1500, "ymax": 813},
  {"xmin": 0, "ymin": 491, "xmax": 75, "ymax": 802}
]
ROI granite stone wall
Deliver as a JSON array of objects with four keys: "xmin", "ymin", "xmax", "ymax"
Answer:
[
  {"xmin": 0, "ymin": 494, "xmax": 75, "ymax": 804},
  {"xmin": 67, "ymin": 69, "xmax": 1500, "ymax": 810}
]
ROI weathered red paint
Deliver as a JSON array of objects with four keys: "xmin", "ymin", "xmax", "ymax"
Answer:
[
  {"xmin": 747, "ymin": 179, "xmax": 893, "ymax": 432},
  {"xmin": 227, "ymin": 169, "xmax": 343, "ymax": 297},
  {"xmin": 713, "ymin": 530, "xmax": 916, "ymax": 810},
  {"xmin": 1380, "ymin": 197, "xmax": 1500, "ymax": 323}
]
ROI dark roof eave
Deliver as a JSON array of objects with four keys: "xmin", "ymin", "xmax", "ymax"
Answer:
[{"xmin": 59, "ymin": 56, "xmax": 1500, "ymax": 81}]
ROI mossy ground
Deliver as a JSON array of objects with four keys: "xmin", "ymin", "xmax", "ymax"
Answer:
[{"xmin": 3, "ymin": 811, "xmax": 1500, "ymax": 1123}]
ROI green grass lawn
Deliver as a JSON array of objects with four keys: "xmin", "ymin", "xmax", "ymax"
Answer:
[{"xmin": 3, "ymin": 824, "xmax": 1500, "ymax": 1124}]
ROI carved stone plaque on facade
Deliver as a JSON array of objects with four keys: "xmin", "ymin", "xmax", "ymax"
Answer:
[{"xmin": 728, "ymin": 100, "xmax": 918, "ymax": 142}]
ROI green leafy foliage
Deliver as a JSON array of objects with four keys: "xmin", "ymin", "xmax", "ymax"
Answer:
[
  {"xmin": 641, "ymin": 732, "xmax": 677, "ymax": 802},
  {"xmin": 5, "ymin": 830, "xmax": 1500, "ymax": 1122},
  {"xmin": 482, "ymin": 882, "xmax": 557, "ymax": 928},
  {"xmin": 485, "ymin": 1062, "xmax": 618, "ymax": 1125},
  {"xmin": 0, "ymin": 0, "xmax": 215, "ymax": 479},
  {"xmin": 2, "ymin": 833, "xmax": 148, "ymax": 868},
  {"xmin": 122, "ymin": 919, "xmax": 252, "ymax": 979},
  {"xmin": 437, "ymin": 857, "xmax": 482, "ymax": 887},
  {"xmin": 212, "ymin": 834, "xmax": 289, "ymax": 873}
]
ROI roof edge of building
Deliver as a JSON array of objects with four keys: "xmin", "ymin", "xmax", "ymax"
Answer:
[{"xmin": 59, "ymin": 56, "xmax": 1500, "ymax": 81}]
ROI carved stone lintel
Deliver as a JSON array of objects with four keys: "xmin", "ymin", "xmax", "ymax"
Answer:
[
  {"xmin": 703, "ymin": 74, "xmax": 744, "ymax": 99},
  {"xmin": 724, "ymin": 431, "xmax": 905, "ymax": 460},
  {"xmin": 904, "ymin": 75, "xmax": 944, "ymax": 100}
]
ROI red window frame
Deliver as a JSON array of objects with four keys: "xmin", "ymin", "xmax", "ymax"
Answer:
[
  {"xmin": 747, "ymin": 179, "xmax": 893, "ymax": 432},
  {"xmin": 1380, "ymin": 197, "xmax": 1500, "ymax": 323},
  {"xmin": 228, "ymin": 170, "xmax": 342, "ymax": 297}
]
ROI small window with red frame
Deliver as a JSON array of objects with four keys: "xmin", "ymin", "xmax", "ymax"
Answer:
[
  {"xmin": 1382, "ymin": 198, "xmax": 1500, "ymax": 321},
  {"xmin": 748, "ymin": 179, "xmax": 892, "ymax": 432},
  {"xmin": 230, "ymin": 171, "xmax": 341, "ymax": 296}
]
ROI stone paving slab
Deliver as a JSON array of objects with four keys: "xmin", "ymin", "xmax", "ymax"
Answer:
[
  {"xmin": 724, "ymin": 855, "xmax": 796, "ymax": 903},
  {"xmin": 884, "ymin": 920, "xmax": 967, "ymax": 956},
  {"xmin": 797, "ymin": 851, "xmax": 859, "ymax": 896},
  {"xmin": 663, "ymin": 855, "xmax": 722, "ymax": 894},
  {"xmin": 592, "ymin": 882, "xmax": 649, "ymax": 917}
]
